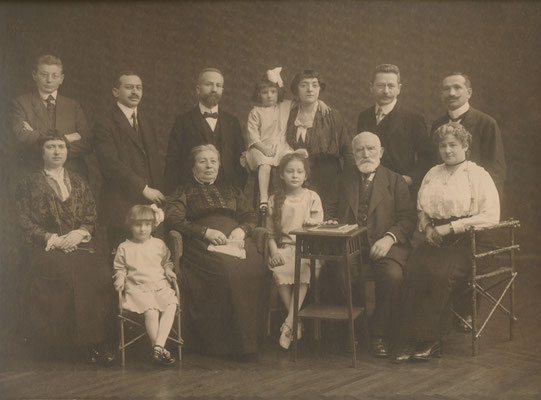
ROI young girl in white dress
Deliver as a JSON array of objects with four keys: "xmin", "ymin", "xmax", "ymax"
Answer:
[
  {"xmin": 113, "ymin": 205, "xmax": 179, "ymax": 366},
  {"xmin": 266, "ymin": 152, "xmax": 324, "ymax": 350},
  {"xmin": 245, "ymin": 67, "xmax": 328, "ymax": 214}
]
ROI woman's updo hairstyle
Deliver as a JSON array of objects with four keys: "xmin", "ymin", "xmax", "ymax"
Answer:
[
  {"xmin": 189, "ymin": 144, "xmax": 221, "ymax": 169},
  {"xmin": 433, "ymin": 122, "xmax": 472, "ymax": 158},
  {"xmin": 290, "ymin": 69, "xmax": 326, "ymax": 96}
]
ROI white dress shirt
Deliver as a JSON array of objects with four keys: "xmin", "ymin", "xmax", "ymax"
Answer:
[
  {"xmin": 199, "ymin": 103, "xmax": 219, "ymax": 131},
  {"xmin": 375, "ymin": 98, "xmax": 397, "ymax": 123},
  {"xmin": 448, "ymin": 102, "xmax": 470, "ymax": 121},
  {"xmin": 117, "ymin": 102, "xmax": 138, "ymax": 127},
  {"xmin": 39, "ymin": 90, "xmax": 57, "ymax": 107}
]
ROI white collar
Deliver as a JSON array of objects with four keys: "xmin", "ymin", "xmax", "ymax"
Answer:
[
  {"xmin": 43, "ymin": 167, "xmax": 65, "ymax": 180},
  {"xmin": 117, "ymin": 102, "xmax": 137, "ymax": 121},
  {"xmin": 39, "ymin": 90, "xmax": 57, "ymax": 101},
  {"xmin": 448, "ymin": 102, "xmax": 470, "ymax": 119},
  {"xmin": 193, "ymin": 172, "xmax": 217, "ymax": 185},
  {"xmin": 355, "ymin": 167, "xmax": 376, "ymax": 181},
  {"xmin": 199, "ymin": 103, "xmax": 219, "ymax": 115},
  {"xmin": 375, "ymin": 98, "xmax": 397, "ymax": 116}
]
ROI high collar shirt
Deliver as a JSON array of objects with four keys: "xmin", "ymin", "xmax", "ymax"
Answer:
[{"xmin": 199, "ymin": 103, "xmax": 219, "ymax": 131}]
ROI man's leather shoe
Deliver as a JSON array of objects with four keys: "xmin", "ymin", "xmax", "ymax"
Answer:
[
  {"xmin": 411, "ymin": 341, "xmax": 442, "ymax": 361},
  {"xmin": 370, "ymin": 337, "xmax": 389, "ymax": 358}
]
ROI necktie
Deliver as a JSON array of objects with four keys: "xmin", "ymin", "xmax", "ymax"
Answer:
[
  {"xmin": 46, "ymin": 95, "xmax": 56, "ymax": 131},
  {"xmin": 131, "ymin": 112, "xmax": 139, "ymax": 132},
  {"xmin": 376, "ymin": 108, "xmax": 385, "ymax": 125},
  {"xmin": 203, "ymin": 112, "xmax": 219, "ymax": 119}
]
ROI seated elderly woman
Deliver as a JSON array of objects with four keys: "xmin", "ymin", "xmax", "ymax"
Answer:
[
  {"xmin": 15, "ymin": 134, "xmax": 113, "ymax": 363},
  {"xmin": 285, "ymin": 69, "xmax": 354, "ymax": 216},
  {"xmin": 165, "ymin": 144, "xmax": 269, "ymax": 358},
  {"xmin": 393, "ymin": 122, "xmax": 500, "ymax": 363}
]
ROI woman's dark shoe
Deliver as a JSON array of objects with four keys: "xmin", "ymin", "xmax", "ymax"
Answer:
[
  {"xmin": 152, "ymin": 345, "xmax": 176, "ymax": 366},
  {"xmin": 370, "ymin": 337, "xmax": 389, "ymax": 358},
  {"xmin": 411, "ymin": 341, "xmax": 443, "ymax": 362},
  {"xmin": 392, "ymin": 351, "xmax": 413, "ymax": 364}
]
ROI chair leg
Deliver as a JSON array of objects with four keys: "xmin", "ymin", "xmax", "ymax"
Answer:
[
  {"xmin": 119, "ymin": 315, "xmax": 126, "ymax": 367},
  {"xmin": 177, "ymin": 309, "xmax": 182, "ymax": 361},
  {"xmin": 471, "ymin": 284, "xmax": 478, "ymax": 357},
  {"xmin": 509, "ymin": 273, "xmax": 516, "ymax": 341}
]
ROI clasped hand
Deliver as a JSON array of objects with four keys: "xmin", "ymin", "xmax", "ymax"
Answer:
[
  {"xmin": 205, "ymin": 227, "xmax": 245, "ymax": 245},
  {"xmin": 52, "ymin": 230, "xmax": 85, "ymax": 253},
  {"xmin": 425, "ymin": 225, "xmax": 443, "ymax": 247}
]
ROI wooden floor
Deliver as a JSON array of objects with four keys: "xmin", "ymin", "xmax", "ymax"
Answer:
[{"xmin": 1, "ymin": 255, "xmax": 540, "ymax": 400}]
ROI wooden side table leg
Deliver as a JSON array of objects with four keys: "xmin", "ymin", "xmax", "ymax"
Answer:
[
  {"xmin": 344, "ymin": 252, "xmax": 357, "ymax": 368},
  {"xmin": 291, "ymin": 241, "xmax": 302, "ymax": 362},
  {"xmin": 311, "ymin": 259, "xmax": 321, "ymax": 341}
]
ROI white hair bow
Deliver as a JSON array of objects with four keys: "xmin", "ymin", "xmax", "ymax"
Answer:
[
  {"xmin": 150, "ymin": 204, "xmax": 164, "ymax": 226},
  {"xmin": 266, "ymin": 67, "xmax": 283, "ymax": 87}
]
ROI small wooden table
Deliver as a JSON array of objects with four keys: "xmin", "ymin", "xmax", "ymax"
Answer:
[{"xmin": 290, "ymin": 225, "xmax": 366, "ymax": 367}]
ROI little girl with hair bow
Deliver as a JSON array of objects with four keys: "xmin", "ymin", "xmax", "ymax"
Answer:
[
  {"xmin": 244, "ymin": 67, "xmax": 329, "ymax": 215},
  {"xmin": 113, "ymin": 204, "xmax": 178, "ymax": 366}
]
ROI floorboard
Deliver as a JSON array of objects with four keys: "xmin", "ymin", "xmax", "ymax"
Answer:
[{"xmin": 0, "ymin": 255, "xmax": 540, "ymax": 399}]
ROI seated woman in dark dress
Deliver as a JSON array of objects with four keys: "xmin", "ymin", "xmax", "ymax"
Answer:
[
  {"xmin": 165, "ymin": 144, "xmax": 269, "ymax": 358},
  {"xmin": 285, "ymin": 69, "xmax": 354, "ymax": 216},
  {"xmin": 393, "ymin": 123, "xmax": 500, "ymax": 363},
  {"xmin": 15, "ymin": 134, "xmax": 113, "ymax": 363}
]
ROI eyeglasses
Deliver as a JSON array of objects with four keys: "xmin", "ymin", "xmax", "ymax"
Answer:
[{"xmin": 37, "ymin": 72, "xmax": 63, "ymax": 80}]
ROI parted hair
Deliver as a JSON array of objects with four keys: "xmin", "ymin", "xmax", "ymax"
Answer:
[
  {"xmin": 189, "ymin": 144, "xmax": 221, "ymax": 168},
  {"xmin": 271, "ymin": 152, "xmax": 311, "ymax": 243},
  {"xmin": 290, "ymin": 69, "xmax": 326, "ymax": 95},
  {"xmin": 113, "ymin": 70, "xmax": 141, "ymax": 88},
  {"xmin": 38, "ymin": 133, "xmax": 68, "ymax": 163},
  {"xmin": 372, "ymin": 64, "xmax": 401, "ymax": 83},
  {"xmin": 442, "ymin": 71, "xmax": 472, "ymax": 89},
  {"xmin": 34, "ymin": 55, "xmax": 63, "ymax": 73}
]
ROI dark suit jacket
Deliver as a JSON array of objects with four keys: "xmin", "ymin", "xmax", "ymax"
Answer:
[
  {"xmin": 11, "ymin": 91, "xmax": 92, "ymax": 176},
  {"xmin": 357, "ymin": 101, "xmax": 431, "ymax": 190},
  {"xmin": 329, "ymin": 165, "xmax": 416, "ymax": 267},
  {"xmin": 93, "ymin": 104, "xmax": 164, "ymax": 228},
  {"xmin": 164, "ymin": 106, "xmax": 247, "ymax": 194},
  {"xmin": 431, "ymin": 107, "xmax": 506, "ymax": 197}
]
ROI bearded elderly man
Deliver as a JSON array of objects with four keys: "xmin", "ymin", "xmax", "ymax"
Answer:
[{"xmin": 326, "ymin": 131, "xmax": 416, "ymax": 358}]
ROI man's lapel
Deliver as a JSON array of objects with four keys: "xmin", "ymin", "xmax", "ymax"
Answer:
[
  {"xmin": 377, "ymin": 101, "xmax": 401, "ymax": 135},
  {"xmin": 367, "ymin": 166, "xmax": 388, "ymax": 216},
  {"xmin": 31, "ymin": 92, "xmax": 49, "ymax": 128},
  {"xmin": 189, "ymin": 106, "xmax": 213, "ymax": 143},
  {"xmin": 113, "ymin": 105, "xmax": 145, "ymax": 153}
]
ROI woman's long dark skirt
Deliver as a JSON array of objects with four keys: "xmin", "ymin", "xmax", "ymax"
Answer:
[
  {"xmin": 398, "ymin": 235, "xmax": 472, "ymax": 343},
  {"xmin": 26, "ymin": 246, "xmax": 113, "ymax": 349},
  {"xmin": 180, "ymin": 214, "xmax": 270, "ymax": 356}
]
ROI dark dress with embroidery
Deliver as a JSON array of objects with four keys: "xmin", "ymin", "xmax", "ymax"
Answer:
[
  {"xmin": 285, "ymin": 107, "xmax": 354, "ymax": 218},
  {"xmin": 15, "ymin": 170, "xmax": 112, "ymax": 349},
  {"xmin": 165, "ymin": 178, "xmax": 269, "ymax": 355}
]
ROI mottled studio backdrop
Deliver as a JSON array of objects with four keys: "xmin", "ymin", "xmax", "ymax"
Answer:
[{"xmin": 0, "ymin": 1, "xmax": 540, "ymax": 330}]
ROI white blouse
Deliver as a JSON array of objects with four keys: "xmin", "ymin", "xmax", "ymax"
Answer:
[{"xmin": 417, "ymin": 161, "xmax": 500, "ymax": 234}]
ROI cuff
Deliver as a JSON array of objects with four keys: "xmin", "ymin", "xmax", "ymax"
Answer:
[
  {"xmin": 450, "ymin": 220, "xmax": 465, "ymax": 234},
  {"xmin": 384, "ymin": 232, "xmax": 397, "ymax": 243},
  {"xmin": 74, "ymin": 228, "xmax": 92, "ymax": 243}
]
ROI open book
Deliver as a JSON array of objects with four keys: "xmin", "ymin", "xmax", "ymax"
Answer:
[
  {"xmin": 306, "ymin": 224, "xmax": 359, "ymax": 234},
  {"xmin": 207, "ymin": 239, "xmax": 246, "ymax": 259}
]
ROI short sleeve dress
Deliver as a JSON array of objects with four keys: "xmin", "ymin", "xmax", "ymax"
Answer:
[{"xmin": 266, "ymin": 188, "xmax": 324, "ymax": 285}]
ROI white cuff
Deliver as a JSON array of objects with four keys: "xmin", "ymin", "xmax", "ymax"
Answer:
[{"xmin": 384, "ymin": 232, "xmax": 397, "ymax": 243}]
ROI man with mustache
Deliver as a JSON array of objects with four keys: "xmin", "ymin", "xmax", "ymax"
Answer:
[
  {"xmin": 11, "ymin": 54, "xmax": 93, "ymax": 179},
  {"xmin": 357, "ymin": 64, "xmax": 432, "ymax": 194},
  {"xmin": 326, "ymin": 131, "xmax": 416, "ymax": 358},
  {"xmin": 94, "ymin": 71, "xmax": 165, "ymax": 250},
  {"xmin": 164, "ymin": 68, "xmax": 246, "ymax": 193},
  {"xmin": 431, "ymin": 73, "xmax": 506, "ymax": 198}
]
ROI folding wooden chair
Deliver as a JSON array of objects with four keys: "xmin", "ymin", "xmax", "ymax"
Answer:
[
  {"xmin": 117, "ymin": 231, "xmax": 183, "ymax": 367},
  {"xmin": 452, "ymin": 219, "xmax": 520, "ymax": 356}
]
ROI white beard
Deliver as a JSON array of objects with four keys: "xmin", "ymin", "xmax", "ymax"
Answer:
[{"xmin": 356, "ymin": 161, "xmax": 379, "ymax": 174}]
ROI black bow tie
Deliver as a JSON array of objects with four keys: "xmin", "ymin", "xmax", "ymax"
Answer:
[{"xmin": 203, "ymin": 112, "xmax": 218, "ymax": 119}]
